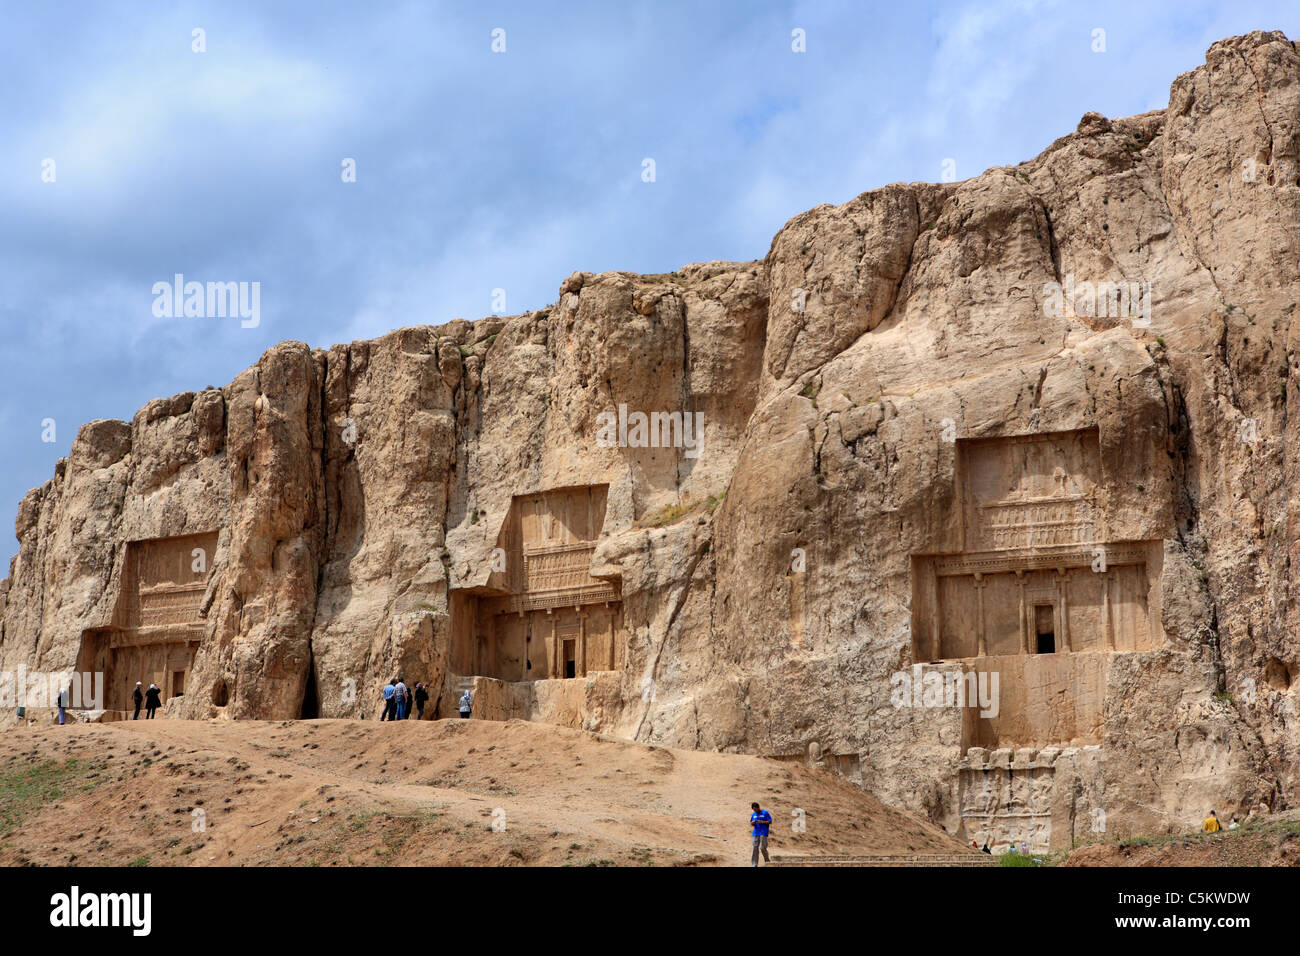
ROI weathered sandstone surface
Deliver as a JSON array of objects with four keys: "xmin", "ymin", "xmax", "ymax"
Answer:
[{"xmin": 3, "ymin": 31, "xmax": 1299, "ymax": 851}]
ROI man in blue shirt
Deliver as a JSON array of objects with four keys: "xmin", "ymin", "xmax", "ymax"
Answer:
[
  {"xmin": 750, "ymin": 801, "xmax": 773, "ymax": 866},
  {"xmin": 394, "ymin": 679, "xmax": 408, "ymax": 720},
  {"xmin": 380, "ymin": 680, "xmax": 396, "ymax": 721}
]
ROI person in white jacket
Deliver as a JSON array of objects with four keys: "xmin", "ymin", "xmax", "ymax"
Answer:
[{"xmin": 459, "ymin": 689, "xmax": 473, "ymax": 719}]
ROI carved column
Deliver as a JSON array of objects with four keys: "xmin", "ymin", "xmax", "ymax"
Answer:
[
  {"xmin": 467, "ymin": 624, "xmax": 477, "ymax": 676},
  {"xmin": 614, "ymin": 609, "xmax": 624, "ymax": 669},
  {"xmin": 929, "ymin": 563, "xmax": 942, "ymax": 661},
  {"xmin": 1056, "ymin": 567, "xmax": 1070, "ymax": 652},
  {"xmin": 577, "ymin": 614, "xmax": 587, "ymax": 678},
  {"xmin": 495, "ymin": 615, "xmax": 505, "ymax": 677},
  {"xmin": 607, "ymin": 612, "xmax": 616, "ymax": 670},
  {"xmin": 548, "ymin": 617, "xmax": 558, "ymax": 679},
  {"xmin": 973, "ymin": 572, "xmax": 987, "ymax": 657},
  {"xmin": 1102, "ymin": 570, "xmax": 1114, "ymax": 651},
  {"xmin": 1015, "ymin": 570, "xmax": 1028, "ymax": 655}
]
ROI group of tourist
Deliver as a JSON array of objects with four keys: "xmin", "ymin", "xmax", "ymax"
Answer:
[
  {"xmin": 379, "ymin": 678, "xmax": 474, "ymax": 721},
  {"xmin": 131, "ymin": 682, "xmax": 162, "ymax": 720},
  {"xmin": 61, "ymin": 676, "xmax": 473, "ymax": 723},
  {"xmin": 379, "ymin": 678, "xmax": 428, "ymax": 720},
  {"xmin": 49, "ymin": 679, "xmax": 161, "ymax": 724}
]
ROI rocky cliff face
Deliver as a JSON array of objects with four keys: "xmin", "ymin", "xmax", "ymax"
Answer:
[{"xmin": 3, "ymin": 30, "xmax": 1298, "ymax": 851}]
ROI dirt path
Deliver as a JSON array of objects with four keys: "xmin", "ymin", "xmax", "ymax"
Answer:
[{"xmin": 0, "ymin": 718, "xmax": 969, "ymax": 866}]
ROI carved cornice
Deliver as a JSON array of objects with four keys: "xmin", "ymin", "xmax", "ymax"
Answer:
[
  {"xmin": 506, "ymin": 582, "xmax": 619, "ymax": 613},
  {"xmin": 928, "ymin": 541, "xmax": 1154, "ymax": 576}
]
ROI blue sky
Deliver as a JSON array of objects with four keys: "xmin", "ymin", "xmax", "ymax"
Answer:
[{"xmin": 2, "ymin": 0, "xmax": 1297, "ymax": 570}]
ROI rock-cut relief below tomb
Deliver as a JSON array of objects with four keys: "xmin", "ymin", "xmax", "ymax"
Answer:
[
  {"xmin": 75, "ymin": 531, "xmax": 220, "ymax": 712},
  {"xmin": 908, "ymin": 428, "xmax": 1162, "ymax": 852},
  {"xmin": 449, "ymin": 485, "xmax": 625, "ymax": 683}
]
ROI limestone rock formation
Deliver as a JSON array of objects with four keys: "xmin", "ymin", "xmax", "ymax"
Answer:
[{"xmin": 3, "ymin": 31, "xmax": 1299, "ymax": 852}]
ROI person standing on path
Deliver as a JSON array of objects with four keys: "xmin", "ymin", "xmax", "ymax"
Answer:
[
  {"xmin": 750, "ymin": 801, "xmax": 772, "ymax": 867},
  {"xmin": 56, "ymin": 687, "xmax": 68, "ymax": 725},
  {"xmin": 394, "ymin": 679, "xmax": 408, "ymax": 721},
  {"xmin": 144, "ymin": 683, "xmax": 162, "ymax": 719},
  {"xmin": 459, "ymin": 689, "xmax": 473, "ymax": 719},
  {"xmin": 414, "ymin": 682, "xmax": 429, "ymax": 720},
  {"xmin": 132, "ymin": 682, "xmax": 144, "ymax": 720},
  {"xmin": 380, "ymin": 680, "xmax": 396, "ymax": 721}
]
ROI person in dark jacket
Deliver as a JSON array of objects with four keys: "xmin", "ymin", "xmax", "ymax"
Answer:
[
  {"xmin": 132, "ymin": 682, "xmax": 144, "ymax": 720},
  {"xmin": 414, "ymin": 682, "xmax": 429, "ymax": 720},
  {"xmin": 144, "ymin": 683, "xmax": 162, "ymax": 719}
]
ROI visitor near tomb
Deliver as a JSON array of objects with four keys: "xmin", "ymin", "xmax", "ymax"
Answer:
[
  {"xmin": 394, "ymin": 679, "xmax": 408, "ymax": 720},
  {"xmin": 414, "ymin": 682, "xmax": 429, "ymax": 719},
  {"xmin": 132, "ymin": 682, "xmax": 143, "ymax": 720},
  {"xmin": 144, "ymin": 683, "xmax": 162, "ymax": 719},
  {"xmin": 56, "ymin": 687, "xmax": 67, "ymax": 725},
  {"xmin": 459, "ymin": 689, "xmax": 473, "ymax": 718},
  {"xmin": 1229, "ymin": 817, "xmax": 1240, "ymax": 830},
  {"xmin": 380, "ymin": 680, "xmax": 396, "ymax": 721},
  {"xmin": 1202, "ymin": 810, "xmax": 1221, "ymax": 833},
  {"xmin": 750, "ymin": 801, "xmax": 772, "ymax": 866}
]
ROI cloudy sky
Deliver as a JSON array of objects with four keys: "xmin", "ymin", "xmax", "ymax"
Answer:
[{"xmin": 2, "ymin": 0, "xmax": 1296, "ymax": 569}]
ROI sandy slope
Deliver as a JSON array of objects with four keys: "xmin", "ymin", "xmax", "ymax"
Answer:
[
  {"xmin": 0, "ymin": 718, "xmax": 969, "ymax": 867},
  {"xmin": 1060, "ymin": 811, "xmax": 1300, "ymax": 867}
]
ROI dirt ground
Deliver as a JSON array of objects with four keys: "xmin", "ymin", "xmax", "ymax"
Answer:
[{"xmin": 0, "ymin": 717, "xmax": 969, "ymax": 867}]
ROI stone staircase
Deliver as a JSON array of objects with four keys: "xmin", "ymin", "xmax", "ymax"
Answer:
[{"xmin": 767, "ymin": 853, "xmax": 995, "ymax": 867}]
